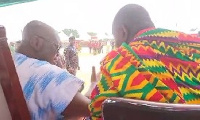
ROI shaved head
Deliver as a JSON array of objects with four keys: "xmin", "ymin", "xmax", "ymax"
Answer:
[
  {"xmin": 22, "ymin": 20, "xmax": 59, "ymax": 43},
  {"xmin": 18, "ymin": 20, "xmax": 61, "ymax": 64},
  {"xmin": 112, "ymin": 4, "xmax": 154, "ymax": 47}
]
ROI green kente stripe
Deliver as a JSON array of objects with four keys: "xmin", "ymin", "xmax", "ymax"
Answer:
[
  {"xmin": 174, "ymin": 75, "xmax": 183, "ymax": 84},
  {"xmin": 166, "ymin": 47, "xmax": 175, "ymax": 57},
  {"xmin": 100, "ymin": 76, "xmax": 109, "ymax": 91},
  {"xmin": 146, "ymin": 66, "xmax": 166, "ymax": 73},
  {"xmin": 185, "ymin": 76, "xmax": 199, "ymax": 86},
  {"xmin": 192, "ymin": 77, "xmax": 200, "ymax": 87},
  {"xmin": 122, "ymin": 42, "xmax": 143, "ymax": 63},
  {"xmin": 141, "ymin": 83, "xmax": 155, "ymax": 99},
  {"xmin": 152, "ymin": 77, "xmax": 159, "ymax": 87},
  {"xmin": 151, "ymin": 43, "xmax": 159, "ymax": 50},
  {"xmin": 159, "ymin": 46, "xmax": 166, "ymax": 53},
  {"xmin": 92, "ymin": 111, "xmax": 102, "ymax": 117},
  {"xmin": 183, "ymin": 93, "xmax": 200, "ymax": 101},
  {"xmin": 189, "ymin": 46, "xmax": 200, "ymax": 51},
  {"xmin": 110, "ymin": 65, "xmax": 137, "ymax": 77},
  {"xmin": 193, "ymin": 53, "xmax": 200, "ymax": 59},
  {"xmin": 139, "ymin": 28, "xmax": 170, "ymax": 37},
  {"xmin": 120, "ymin": 66, "xmax": 137, "ymax": 94},
  {"xmin": 108, "ymin": 54, "xmax": 120, "ymax": 72},
  {"xmin": 169, "ymin": 93, "xmax": 177, "ymax": 103},
  {"xmin": 124, "ymin": 89, "xmax": 144, "ymax": 95},
  {"xmin": 156, "ymin": 86, "xmax": 170, "ymax": 90}
]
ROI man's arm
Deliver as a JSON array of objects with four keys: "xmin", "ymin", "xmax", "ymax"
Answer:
[
  {"xmin": 63, "ymin": 66, "xmax": 100, "ymax": 119},
  {"xmin": 85, "ymin": 66, "xmax": 101, "ymax": 98},
  {"xmin": 62, "ymin": 92, "xmax": 90, "ymax": 119},
  {"xmin": 89, "ymin": 77, "xmax": 118, "ymax": 119}
]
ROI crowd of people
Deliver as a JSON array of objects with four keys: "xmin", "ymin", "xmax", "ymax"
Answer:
[
  {"xmin": 88, "ymin": 40, "xmax": 115, "ymax": 55},
  {"xmin": 7, "ymin": 3, "xmax": 200, "ymax": 120}
]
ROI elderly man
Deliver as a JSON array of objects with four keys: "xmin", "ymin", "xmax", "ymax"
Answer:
[
  {"xmin": 89, "ymin": 4, "xmax": 200, "ymax": 120},
  {"xmin": 14, "ymin": 20, "xmax": 90, "ymax": 120}
]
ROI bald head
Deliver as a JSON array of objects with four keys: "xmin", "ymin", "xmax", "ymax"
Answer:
[
  {"xmin": 112, "ymin": 4, "xmax": 154, "ymax": 47},
  {"xmin": 22, "ymin": 20, "xmax": 59, "ymax": 43},
  {"xmin": 18, "ymin": 20, "xmax": 61, "ymax": 64}
]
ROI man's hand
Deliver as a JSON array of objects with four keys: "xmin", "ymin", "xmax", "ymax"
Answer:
[
  {"xmin": 91, "ymin": 66, "xmax": 101, "ymax": 83},
  {"xmin": 91, "ymin": 66, "xmax": 96, "ymax": 83},
  {"xmin": 85, "ymin": 66, "xmax": 101, "ymax": 98}
]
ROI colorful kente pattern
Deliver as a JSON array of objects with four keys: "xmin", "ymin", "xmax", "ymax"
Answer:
[{"xmin": 89, "ymin": 28, "xmax": 200, "ymax": 120}]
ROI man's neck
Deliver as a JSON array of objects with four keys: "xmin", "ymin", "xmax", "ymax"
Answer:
[{"xmin": 17, "ymin": 46, "xmax": 38, "ymax": 60}]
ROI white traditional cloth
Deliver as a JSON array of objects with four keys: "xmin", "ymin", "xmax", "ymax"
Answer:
[{"xmin": 13, "ymin": 53, "xmax": 83, "ymax": 120}]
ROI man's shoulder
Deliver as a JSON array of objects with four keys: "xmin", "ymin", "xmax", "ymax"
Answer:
[
  {"xmin": 135, "ymin": 28, "xmax": 200, "ymax": 43},
  {"xmin": 14, "ymin": 53, "xmax": 63, "ymax": 74},
  {"xmin": 101, "ymin": 43, "xmax": 137, "ymax": 66},
  {"xmin": 101, "ymin": 49, "xmax": 119, "ymax": 66}
]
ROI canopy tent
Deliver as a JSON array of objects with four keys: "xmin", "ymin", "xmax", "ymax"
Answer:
[{"xmin": 0, "ymin": 0, "xmax": 37, "ymax": 7}]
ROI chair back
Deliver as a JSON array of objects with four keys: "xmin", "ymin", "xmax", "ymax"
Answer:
[
  {"xmin": 0, "ymin": 84, "xmax": 12, "ymax": 120},
  {"xmin": 102, "ymin": 97, "xmax": 200, "ymax": 120},
  {"xmin": 0, "ymin": 25, "xmax": 30, "ymax": 120}
]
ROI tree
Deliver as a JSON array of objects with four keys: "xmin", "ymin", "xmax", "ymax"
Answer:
[
  {"xmin": 62, "ymin": 29, "xmax": 80, "ymax": 38},
  {"xmin": 72, "ymin": 29, "xmax": 80, "ymax": 38},
  {"xmin": 87, "ymin": 32, "xmax": 97, "ymax": 37},
  {"xmin": 62, "ymin": 29, "xmax": 72, "ymax": 37},
  {"xmin": 190, "ymin": 28, "xmax": 198, "ymax": 31}
]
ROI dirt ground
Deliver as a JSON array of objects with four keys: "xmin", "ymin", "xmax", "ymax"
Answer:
[
  {"xmin": 77, "ymin": 53, "xmax": 106, "ymax": 94},
  {"xmin": 62, "ymin": 47, "xmax": 108, "ymax": 94}
]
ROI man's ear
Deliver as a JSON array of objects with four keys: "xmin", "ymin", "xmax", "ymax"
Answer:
[
  {"xmin": 29, "ymin": 36, "xmax": 43, "ymax": 51},
  {"xmin": 121, "ymin": 25, "xmax": 128, "ymax": 43}
]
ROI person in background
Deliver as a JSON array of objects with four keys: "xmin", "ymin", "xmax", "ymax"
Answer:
[
  {"xmin": 98, "ymin": 40, "xmax": 103, "ymax": 54},
  {"xmin": 110, "ymin": 40, "xmax": 115, "ymax": 50},
  {"xmin": 198, "ymin": 31, "xmax": 200, "ymax": 37},
  {"xmin": 89, "ymin": 40, "xmax": 92, "ymax": 54},
  {"xmin": 15, "ymin": 40, "xmax": 22, "ymax": 51},
  {"xmin": 64, "ymin": 36, "xmax": 80, "ymax": 75},
  {"xmin": 89, "ymin": 4, "xmax": 200, "ymax": 120},
  {"xmin": 14, "ymin": 20, "xmax": 91, "ymax": 120},
  {"xmin": 9, "ymin": 42, "xmax": 15, "ymax": 54},
  {"xmin": 53, "ymin": 53, "xmax": 66, "ymax": 69}
]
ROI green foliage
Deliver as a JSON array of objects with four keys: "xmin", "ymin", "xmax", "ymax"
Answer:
[
  {"xmin": 87, "ymin": 32, "xmax": 97, "ymax": 37},
  {"xmin": 62, "ymin": 29, "xmax": 80, "ymax": 38}
]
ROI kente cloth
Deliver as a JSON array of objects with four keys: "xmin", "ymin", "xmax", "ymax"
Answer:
[{"xmin": 89, "ymin": 28, "xmax": 200, "ymax": 120}]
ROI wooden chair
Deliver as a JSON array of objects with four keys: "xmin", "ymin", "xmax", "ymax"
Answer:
[
  {"xmin": 0, "ymin": 25, "xmax": 30, "ymax": 120},
  {"xmin": 102, "ymin": 97, "xmax": 200, "ymax": 120}
]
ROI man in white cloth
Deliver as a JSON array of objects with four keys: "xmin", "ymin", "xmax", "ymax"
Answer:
[{"xmin": 14, "ymin": 20, "xmax": 90, "ymax": 120}]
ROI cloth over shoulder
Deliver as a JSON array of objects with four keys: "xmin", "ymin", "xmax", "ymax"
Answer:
[{"xmin": 13, "ymin": 53, "xmax": 83, "ymax": 120}]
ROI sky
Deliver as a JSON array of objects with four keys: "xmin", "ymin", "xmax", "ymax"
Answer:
[{"xmin": 0, "ymin": 0, "xmax": 200, "ymax": 42}]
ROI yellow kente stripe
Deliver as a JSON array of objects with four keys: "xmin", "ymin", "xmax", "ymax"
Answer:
[
  {"xmin": 186, "ymin": 98, "xmax": 200, "ymax": 104},
  {"xmin": 124, "ymin": 93, "xmax": 143, "ymax": 98},
  {"xmin": 145, "ymin": 88, "xmax": 158, "ymax": 100}
]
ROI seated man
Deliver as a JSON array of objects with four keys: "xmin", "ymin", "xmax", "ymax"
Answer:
[
  {"xmin": 14, "ymin": 20, "xmax": 90, "ymax": 120},
  {"xmin": 89, "ymin": 4, "xmax": 200, "ymax": 120}
]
